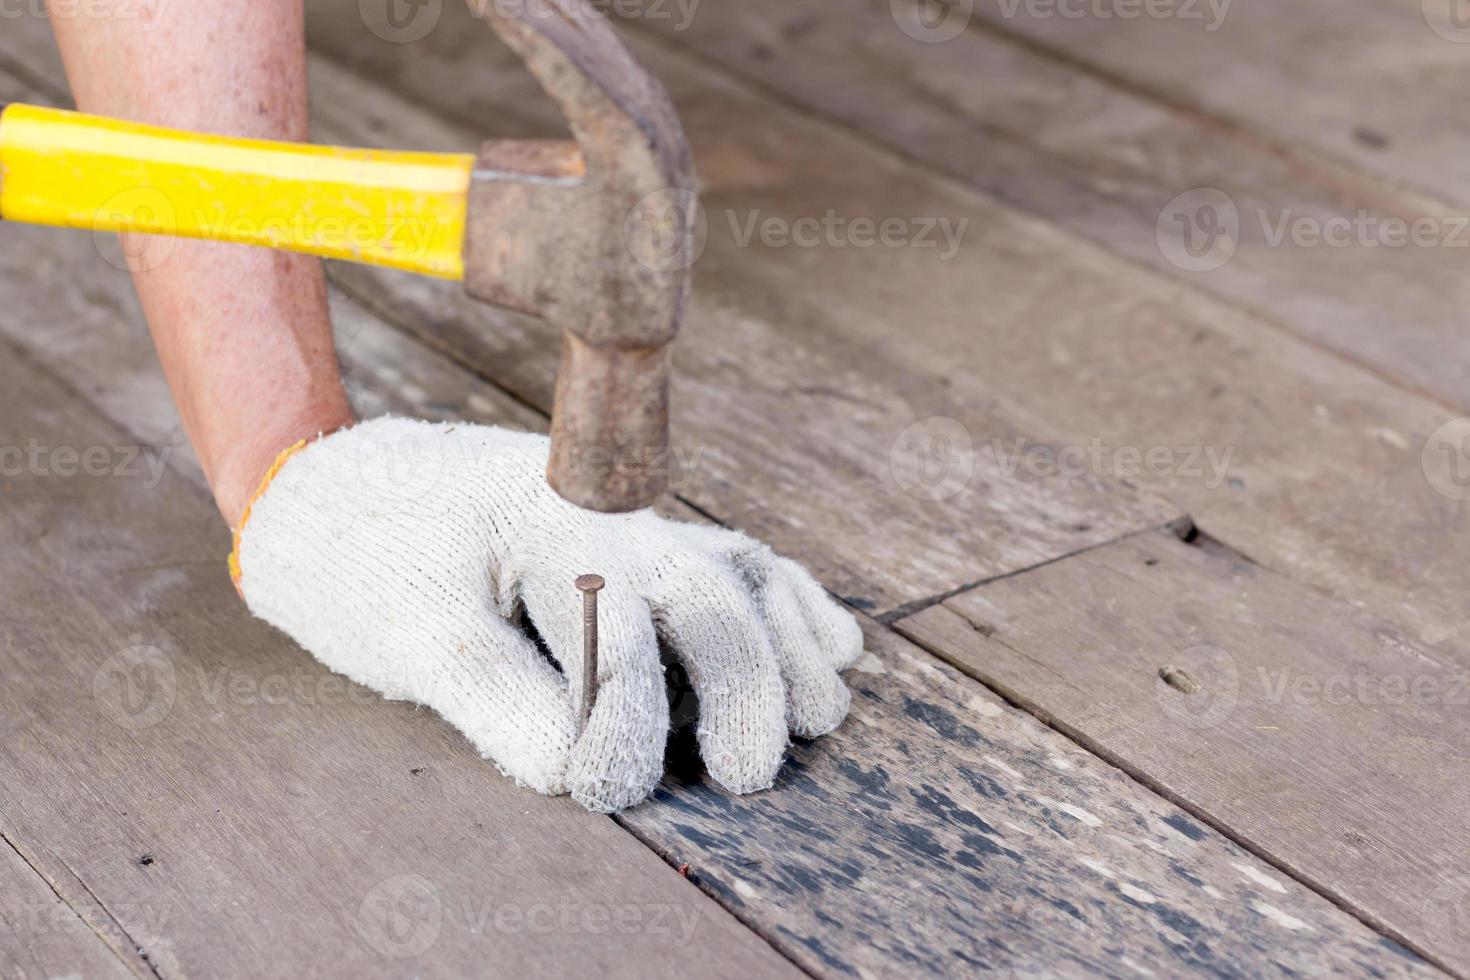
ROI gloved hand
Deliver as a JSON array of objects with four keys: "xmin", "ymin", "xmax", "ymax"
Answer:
[{"xmin": 230, "ymin": 417, "xmax": 863, "ymax": 812}]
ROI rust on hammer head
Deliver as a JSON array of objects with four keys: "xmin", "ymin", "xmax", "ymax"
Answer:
[{"xmin": 460, "ymin": 0, "xmax": 696, "ymax": 513}]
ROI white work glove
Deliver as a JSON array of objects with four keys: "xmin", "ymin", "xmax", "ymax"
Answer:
[{"xmin": 231, "ymin": 417, "xmax": 863, "ymax": 812}]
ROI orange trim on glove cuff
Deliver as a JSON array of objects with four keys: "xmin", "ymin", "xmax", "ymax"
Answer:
[{"xmin": 228, "ymin": 439, "xmax": 309, "ymax": 594}]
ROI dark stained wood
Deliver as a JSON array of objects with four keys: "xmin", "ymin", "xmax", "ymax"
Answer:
[
  {"xmin": 627, "ymin": 0, "xmax": 1470, "ymax": 413},
  {"xmin": 0, "ymin": 10, "xmax": 1462, "ymax": 977},
  {"xmin": 0, "ymin": 52, "xmax": 1437, "ymax": 978},
  {"xmin": 0, "ymin": 837, "xmax": 133, "ymax": 979},
  {"xmin": 0, "ymin": 284, "xmax": 1443, "ymax": 978},
  {"xmin": 0, "ymin": 148, "xmax": 1423, "ymax": 972},
  {"xmin": 896, "ymin": 528, "xmax": 1470, "ymax": 974},
  {"xmin": 275, "ymin": 1, "xmax": 1470, "ymax": 661},
  {"xmin": 0, "ymin": 157, "xmax": 1430, "ymax": 980},
  {"xmin": 0, "ymin": 342, "xmax": 801, "ymax": 978},
  {"xmin": 622, "ymin": 623, "xmax": 1440, "ymax": 977}
]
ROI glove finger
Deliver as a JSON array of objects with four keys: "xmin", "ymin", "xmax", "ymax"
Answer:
[
  {"xmin": 756, "ymin": 565, "xmax": 852, "ymax": 738},
  {"xmin": 520, "ymin": 576, "xmax": 667, "ymax": 813},
  {"xmin": 774, "ymin": 556, "xmax": 865, "ymax": 672},
  {"xmin": 663, "ymin": 522, "xmax": 854, "ymax": 735},
  {"xmin": 650, "ymin": 563, "xmax": 789, "ymax": 795},
  {"xmin": 429, "ymin": 611, "xmax": 578, "ymax": 797}
]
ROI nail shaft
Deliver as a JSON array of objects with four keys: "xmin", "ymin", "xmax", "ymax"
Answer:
[{"xmin": 574, "ymin": 574, "xmax": 605, "ymax": 733}]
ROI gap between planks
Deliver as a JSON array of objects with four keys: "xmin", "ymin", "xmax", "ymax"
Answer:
[
  {"xmin": 0, "ymin": 319, "xmax": 811, "ymax": 980},
  {"xmin": 875, "ymin": 514, "xmax": 1198, "ymax": 625},
  {"xmin": 894, "ymin": 610, "xmax": 1455, "ymax": 974},
  {"xmin": 893, "ymin": 526, "xmax": 1470, "ymax": 976},
  {"xmin": 0, "ymin": 141, "xmax": 1446, "ymax": 980},
  {"xmin": 0, "ymin": 820, "xmax": 148, "ymax": 979},
  {"xmin": 0, "ymin": 19, "xmax": 1446, "ymax": 975}
]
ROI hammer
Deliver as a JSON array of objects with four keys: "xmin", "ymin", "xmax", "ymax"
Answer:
[{"xmin": 0, "ymin": 0, "xmax": 696, "ymax": 513}]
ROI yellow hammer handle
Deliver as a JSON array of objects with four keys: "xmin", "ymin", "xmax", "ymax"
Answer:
[{"xmin": 0, "ymin": 103, "xmax": 474, "ymax": 279}]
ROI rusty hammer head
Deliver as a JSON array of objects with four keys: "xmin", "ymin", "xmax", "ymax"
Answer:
[{"xmin": 461, "ymin": 0, "xmax": 697, "ymax": 512}]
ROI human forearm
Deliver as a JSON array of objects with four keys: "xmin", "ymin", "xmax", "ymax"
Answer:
[{"xmin": 47, "ymin": 0, "xmax": 353, "ymax": 525}]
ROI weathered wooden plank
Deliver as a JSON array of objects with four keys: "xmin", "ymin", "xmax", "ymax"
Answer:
[
  {"xmin": 282, "ymin": 2, "xmax": 1470, "ymax": 658},
  {"xmin": 5, "ymin": 17, "xmax": 1171, "ymax": 616},
  {"xmin": 621, "ymin": 622, "xmax": 1441, "ymax": 977},
  {"xmin": 0, "ymin": 837, "xmax": 133, "ymax": 979},
  {"xmin": 289, "ymin": 4, "xmax": 1182, "ymax": 617},
  {"xmin": 896, "ymin": 528, "xmax": 1470, "ymax": 974},
  {"xmin": 968, "ymin": 0, "xmax": 1470, "ymax": 207},
  {"xmin": 0, "ymin": 196, "xmax": 1293, "ymax": 980},
  {"xmin": 627, "ymin": 0, "xmax": 1470, "ymax": 413},
  {"xmin": 0, "ymin": 288, "xmax": 1442, "ymax": 979},
  {"xmin": 0, "ymin": 26, "xmax": 1446, "ymax": 975},
  {"xmin": 0, "ymin": 336, "xmax": 800, "ymax": 978}
]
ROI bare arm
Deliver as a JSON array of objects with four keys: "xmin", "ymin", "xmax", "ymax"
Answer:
[
  {"xmin": 48, "ymin": 0, "xmax": 354, "ymax": 526},
  {"xmin": 43, "ymin": 1, "xmax": 865, "ymax": 814}
]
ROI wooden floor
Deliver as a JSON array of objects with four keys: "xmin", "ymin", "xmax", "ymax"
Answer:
[{"xmin": 2, "ymin": 0, "xmax": 1468, "ymax": 975}]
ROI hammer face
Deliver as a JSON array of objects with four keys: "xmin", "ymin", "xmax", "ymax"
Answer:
[{"xmin": 546, "ymin": 334, "xmax": 672, "ymax": 512}]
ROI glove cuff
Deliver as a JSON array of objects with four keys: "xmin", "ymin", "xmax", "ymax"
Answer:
[{"xmin": 228, "ymin": 438, "xmax": 311, "ymax": 593}]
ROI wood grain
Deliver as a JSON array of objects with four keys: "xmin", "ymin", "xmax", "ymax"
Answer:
[
  {"xmin": 277, "ymin": 2, "xmax": 1470, "ymax": 657},
  {"xmin": 0, "ymin": 278, "xmax": 798, "ymax": 977},
  {"xmin": 0, "ymin": 836, "xmax": 133, "ymax": 979},
  {"xmin": 290, "ymin": 2, "xmax": 1183, "ymax": 617},
  {"xmin": 967, "ymin": 0, "xmax": 1470, "ymax": 208},
  {"xmin": 0, "ymin": 13, "xmax": 1457, "ymax": 977},
  {"xmin": 0, "ymin": 288, "xmax": 1440, "ymax": 977},
  {"xmin": 621, "ymin": 622, "xmax": 1441, "ymax": 977},
  {"xmin": 896, "ymin": 528, "xmax": 1470, "ymax": 974},
  {"xmin": 627, "ymin": 0, "xmax": 1470, "ymax": 413}
]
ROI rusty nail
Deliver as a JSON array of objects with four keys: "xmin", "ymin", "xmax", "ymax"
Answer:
[{"xmin": 575, "ymin": 574, "xmax": 605, "ymax": 732}]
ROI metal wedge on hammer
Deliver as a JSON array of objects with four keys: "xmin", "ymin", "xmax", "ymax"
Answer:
[{"xmin": 0, "ymin": 0, "xmax": 697, "ymax": 513}]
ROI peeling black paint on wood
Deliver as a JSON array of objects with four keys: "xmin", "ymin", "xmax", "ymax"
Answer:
[{"xmin": 623, "ymin": 627, "xmax": 1438, "ymax": 978}]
